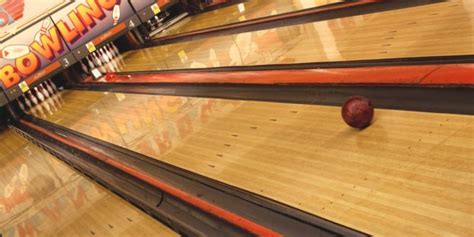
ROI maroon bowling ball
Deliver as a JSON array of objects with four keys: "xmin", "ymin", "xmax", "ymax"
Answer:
[{"xmin": 341, "ymin": 96, "xmax": 374, "ymax": 129}]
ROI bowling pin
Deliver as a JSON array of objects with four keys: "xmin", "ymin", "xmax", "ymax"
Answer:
[
  {"xmin": 44, "ymin": 81, "xmax": 54, "ymax": 95},
  {"xmin": 0, "ymin": 45, "xmax": 30, "ymax": 60},
  {"xmin": 111, "ymin": 42, "xmax": 120, "ymax": 55},
  {"xmin": 34, "ymin": 87, "xmax": 45, "ymax": 102},
  {"xmin": 100, "ymin": 48, "xmax": 110, "ymax": 63},
  {"xmin": 48, "ymin": 80, "xmax": 57, "ymax": 92},
  {"xmin": 92, "ymin": 54, "xmax": 105, "ymax": 73},
  {"xmin": 95, "ymin": 52, "xmax": 108, "ymax": 72},
  {"xmin": 87, "ymin": 55, "xmax": 95, "ymax": 69},
  {"xmin": 87, "ymin": 54, "xmax": 97, "ymax": 68},
  {"xmin": 17, "ymin": 100, "xmax": 26, "ymax": 112},
  {"xmin": 40, "ymin": 84, "xmax": 49, "ymax": 98},
  {"xmin": 80, "ymin": 60, "xmax": 89, "ymax": 73},
  {"xmin": 107, "ymin": 44, "xmax": 116, "ymax": 58},
  {"xmin": 34, "ymin": 19, "xmax": 51, "ymax": 42},
  {"xmin": 113, "ymin": 4, "xmax": 121, "ymax": 25},
  {"xmin": 22, "ymin": 95, "xmax": 32, "ymax": 109},
  {"xmin": 93, "ymin": 52, "xmax": 102, "ymax": 67},
  {"xmin": 28, "ymin": 91, "xmax": 39, "ymax": 105},
  {"xmin": 104, "ymin": 46, "xmax": 113, "ymax": 60}
]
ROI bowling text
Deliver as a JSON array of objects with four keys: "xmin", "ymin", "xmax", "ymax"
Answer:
[{"xmin": 0, "ymin": 0, "xmax": 119, "ymax": 89}]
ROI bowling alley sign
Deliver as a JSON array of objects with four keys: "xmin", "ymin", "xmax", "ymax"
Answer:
[{"xmin": 0, "ymin": 0, "xmax": 135, "ymax": 90}]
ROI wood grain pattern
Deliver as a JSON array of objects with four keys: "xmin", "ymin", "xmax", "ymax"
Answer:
[
  {"xmin": 115, "ymin": 0, "xmax": 473, "ymax": 72},
  {"xmin": 0, "ymin": 128, "xmax": 178, "ymax": 237},
  {"xmin": 153, "ymin": 0, "xmax": 341, "ymax": 39},
  {"xmin": 37, "ymin": 90, "xmax": 474, "ymax": 236}
]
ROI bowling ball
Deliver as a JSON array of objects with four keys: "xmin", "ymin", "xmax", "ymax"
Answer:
[
  {"xmin": 341, "ymin": 96, "xmax": 374, "ymax": 129},
  {"xmin": 105, "ymin": 72, "xmax": 116, "ymax": 81}
]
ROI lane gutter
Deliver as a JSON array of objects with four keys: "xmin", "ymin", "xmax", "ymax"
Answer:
[{"xmin": 20, "ymin": 119, "xmax": 282, "ymax": 237}]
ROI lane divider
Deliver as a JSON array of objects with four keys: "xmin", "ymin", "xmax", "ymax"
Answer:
[
  {"xmin": 20, "ymin": 119, "xmax": 282, "ymax": 237},
  {"xmin": 83, "ymin": 64, "xmax": 474, "ymax": 85}
]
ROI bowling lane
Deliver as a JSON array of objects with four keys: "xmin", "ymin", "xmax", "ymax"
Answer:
[
  {"xmin": 118, "ymin": 0, "xmax": 473, "ymax": 72},
  {"xmin": 152, "ymin": 0, "xmax": 342, "ymax": 39},
  {"xmin": 0, "ymin": 129, "xmax": 178, "ymax": 237},
  {"xmin": 37, "ymin": 90, "xmax": 474, "ymax": 236}
]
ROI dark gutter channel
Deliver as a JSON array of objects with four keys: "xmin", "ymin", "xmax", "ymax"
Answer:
[
  {"xmin": 13, "ymin": 116, "xmax": 370, "ymax": 237},
  {"xmin": 71, "ymin": 83, "xmax": 474, "ymax": 115},
  {"xmin": 10, "ymin": 121, "xmax": 245, "ymax": 237},
  {"xmin": 147, "ymin": 0, "xmax": 442, "ymax": 46}
]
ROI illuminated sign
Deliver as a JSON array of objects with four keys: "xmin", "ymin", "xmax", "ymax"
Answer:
[
  {"xmin": 0, "ymin": 17, "xmax": 69, "ymax": 89},
  {"xmin": 50, "ymin": 0, "xmax": 135, "ymax": 50},
  {"xmin": 0, "ymin": 0, "xmax": 135, "ymax": 89}
]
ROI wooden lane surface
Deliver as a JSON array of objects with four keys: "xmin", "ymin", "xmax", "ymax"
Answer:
[
  {"xmin": 0, "ymin": 128, "xmax": 178, "ymax": 237},
  {"xmin": 37, "ymin": 90, "xmax": 474, "ymax": 236},
  {"xmin": 117, "ymin": 0, "xmax": 473, "ymax": 72},
  {"xmin": 153, "ymin": 0, "xmax": 342, "ymax": 39}
]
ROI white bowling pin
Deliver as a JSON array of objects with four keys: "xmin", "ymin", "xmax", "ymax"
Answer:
[
  {"xmin": 48, "ymin": 80, "xmax": 57, "ymax": 92},
  {"xmin": 95, "ymin": 55, "xmax": 106, "ymax": 73},
  {"xmin": 107, "ymin": 44, "xmax": 116, "ymax": 58},
  {"xmin": 92, "ymin": 54, "xmax": 102, "ymax": 71},
  {"xmin": 93, "ymin": 52, "xmax": 102, "ymax": 66},
  {"xmin": 111, "ymin": 42, "xmax": 119, "ymax": 55},
  {"xmin": 22, "ymin": 95, "xmax": 32, "ymax": 108},
  {"xmin": 28, "ymin": 91, "xmax": 39, "ymax": 105},
  {"xmin": 34, "ymin": 19, "xmax": 51, "ymax": 42},
  {"xmin": 100, "ymin": 48, "xmax": 110, "ymax": 63},
  {"xmin": 40, "ymin": 84, "xmax": 49, "ymax": 98},
  {"xmin": 45, "ymin": 81, "xmax": 54, "ymax": 95},
  {"xmin": 113, "ymin": 4, "xmax": 121, "ymax": 25},
  {"xmin": 0, "ymin": 45, "xmax": 30, "ymax": 60},
  {"xmin": 18, "ymin": 100, "xmax": 26, "ymax": 112},
  {"xmin": 104, "ymin": 46, "xmax": 113, "ymax": 60},
  {"xmin": 87, "ymin": 56, "xmax": 95, "ymax": 69},
  {"xmin": 34, "ymin": 87, "xmax": 45, "ymax": 102}
]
